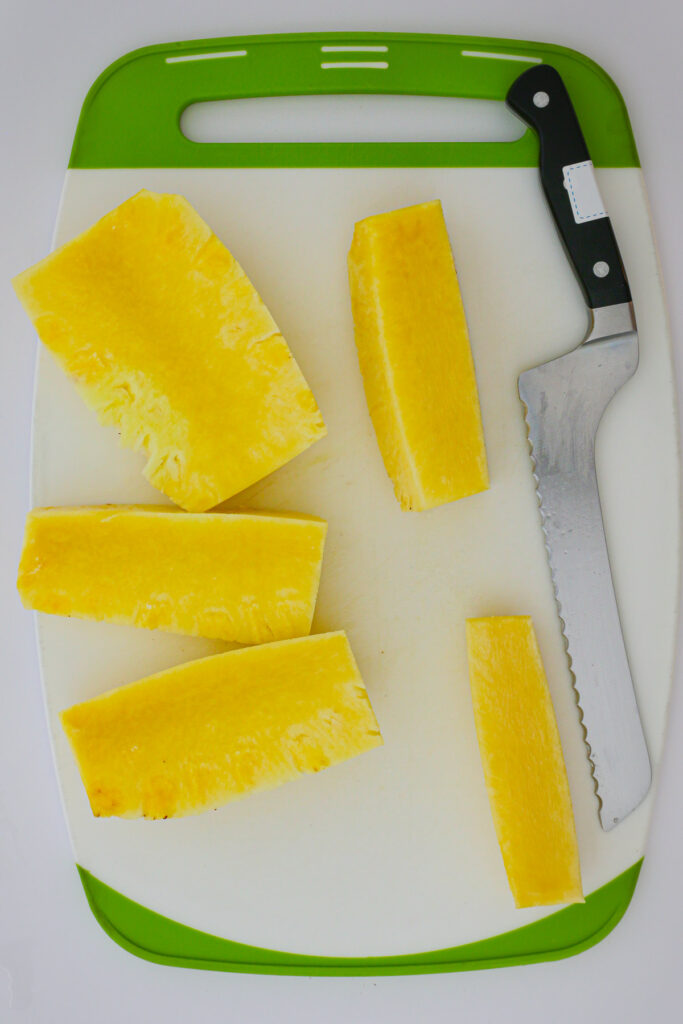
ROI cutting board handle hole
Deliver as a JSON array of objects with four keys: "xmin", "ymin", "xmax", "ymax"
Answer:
[{"xmin": 180, "ymin": 94, "xmax": 525, "ymax": 146}]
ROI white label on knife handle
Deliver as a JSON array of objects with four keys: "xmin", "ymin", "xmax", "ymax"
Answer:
[{"xmin": 562, "ymin": 160, "xmax": 608, "ymax": 224}]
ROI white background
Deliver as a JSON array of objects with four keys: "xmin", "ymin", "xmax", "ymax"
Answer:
[{"xmin": 2, "ymin": 0, "xmax": 682, "ymax": 1020}]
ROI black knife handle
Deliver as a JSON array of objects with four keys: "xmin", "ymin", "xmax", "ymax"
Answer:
[{"xmin": 506, "ymin": 64, "xmax": 631, "ymax": 310}]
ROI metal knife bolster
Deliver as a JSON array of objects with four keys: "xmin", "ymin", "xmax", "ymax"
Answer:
[{"xmin": 507, "ymin": 64, "xmax": 651, "ymax": 828}]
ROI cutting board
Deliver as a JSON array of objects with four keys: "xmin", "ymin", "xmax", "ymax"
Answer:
[{"xmin": 30, "ymin": 33, "xmax": 679, "ymax": 974}]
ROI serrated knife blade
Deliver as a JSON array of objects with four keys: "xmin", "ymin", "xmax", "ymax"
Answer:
[
  {"xmin": 507, "ymin": 65, "xmax": 651, "ymax": 828},
  {"xmin": 519, "ymin": 320, "xmax": 650, "ymax": 828}
]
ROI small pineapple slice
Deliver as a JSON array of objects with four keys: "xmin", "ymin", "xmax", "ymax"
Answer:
[
  {"xmin": 17, "ymin": 506, "xmax": 326, "ymax": 644},
  {"xmin": 348, "ymin": 200, "xmax": 488, "ymax": 511},
  {"xmin": 466, "ymin": 616, "xmax": 583, "ymax": 908},
  {"xmin": 60, "ymin": 632, "xmax": 382, "ymax": 819},
  {"xmin": 13, "ymin": 190, "xmax": 326, "ymax": 511}
]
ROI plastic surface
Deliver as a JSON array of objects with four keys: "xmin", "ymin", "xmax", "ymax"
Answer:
[
  {"xmin": 34, "ymin": 32, "xmax": 676, "ymax": 976},
  {"xmin": 78, "ymin": 861, "xmax": 642, "ymax": 975},
  {"xmin": 68, "ymin": 33, "xmax": 639, "ymax": 169}
]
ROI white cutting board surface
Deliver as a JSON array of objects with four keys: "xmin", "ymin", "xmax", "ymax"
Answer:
[{"xmin": 32, "ymin": 165, "xmax": 678, "ymax": 957}]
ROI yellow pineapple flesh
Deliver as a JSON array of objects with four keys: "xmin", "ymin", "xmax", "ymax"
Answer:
[
  {"xmin": 60, "ymin": 632, "xmax": 382, "ymax": 819},
  {"xmin": 348, "ymin": 200, "xmax": 488, "ymax": 511},
  {"xmin": 466, "ymin": 616, "xmax": 583, "ymax": 908},
  {"xmin": 18, "ymin": 506, "xmax": 326, "ymax": 644},
  {"xmin": 13, "ymin": 190, "xmax": 326, "ymax": 511}
]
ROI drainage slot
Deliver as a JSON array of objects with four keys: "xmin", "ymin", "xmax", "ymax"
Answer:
[
  {"xmin": 320, "ymin": 62, "xmax": 389, "ymax": 70},
  {"xmin": 166, "ymin": 50, "xmax": 247, "ymax": 64}
]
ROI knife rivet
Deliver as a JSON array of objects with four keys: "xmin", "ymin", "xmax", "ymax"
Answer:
[
  {"xmin": 533, "ymin": 91, "xmax": 550, "ymax": 108},
  {"xmin": 593, "ymin": 261, "xmax": 610, "ymax": 278}
]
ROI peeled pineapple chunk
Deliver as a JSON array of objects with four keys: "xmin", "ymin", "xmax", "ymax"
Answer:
[
  {"xmin": 348, "ymin": 200, "xmax": 488, "ymax": 511},
  {"xmin": 13, "ymin": 190, "xmax": 326, "ymax": 511},
  {"xmin": 466, "ymin": 616, "xmax": 583, "ymax": 908},
  {"xmin": 60, "ymin": 632, "xmax": 382, "ymax": 819},
  {"xmin": 18, "ymin": 506, "xmax": 326, "ymax": 644}
]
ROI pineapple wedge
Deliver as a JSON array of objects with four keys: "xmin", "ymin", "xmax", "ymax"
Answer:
[
  {"xmin": 60, "ymin": 632, "xmax": 382, "ymax": 819},
  {"xmin": 17, "ymin": 506, "xmax": 326, "ymax": 644},
  {"xmin": 466, "ymin": 616, "xmax": 583, "ymax": 908},
  {"xmin": 348, "ymin": 200, "xmax": 488, "ymax": 511},
  {"xmin": 13, "ymin": 190, "xmax": 326, "ymax": 511}
]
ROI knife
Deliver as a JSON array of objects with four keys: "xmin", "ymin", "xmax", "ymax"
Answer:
[{"xmin": 505, "ymin": 64, "xmax": 651, "ymax": 830}]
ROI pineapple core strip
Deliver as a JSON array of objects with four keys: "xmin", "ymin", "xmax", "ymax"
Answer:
[
  {"xmin": 348, "ymin": 200, "xmax": 488, "ymax": 511},
  {"xmin": 466, "ymin": 616, "xmax": 583, "ymax": 908},
  {"xmin": 12, "ymin": 190, "xmax": 326, "ymax": 511},
  {"xmin": 60, "ymin": 632, "xmax": 382, "ymax": 819},
  {"xmin": 18, "ymin": 506, "xmax": 326, "ymax": 644}
]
